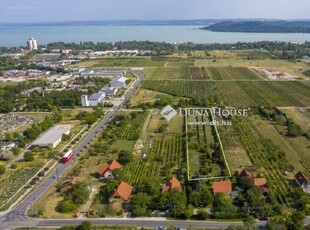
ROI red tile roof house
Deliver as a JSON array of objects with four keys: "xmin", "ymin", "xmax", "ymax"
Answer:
[
  {"xmin": 162, "ymin": 177, "xmax": 182, "ymax": 192},
  {"xmin": 97, "ymin": 159, "xmax": 122, "ymax": 179},
  {"xmin": 240, "ymin": 169, "xmax": 268, "ymax": 194},
  {"xmin": 295, "ymin": 171, "xmax": 309, "ymax": 189},
  {"xmin": 212, "ymin": 180, "xmax": 232, "ymax": 195},
  {"xmin": 109, "ymin": 182, "xmax": 134, "ymax": 203}
]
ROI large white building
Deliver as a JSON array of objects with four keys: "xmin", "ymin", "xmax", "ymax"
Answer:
[
  {"xmin": 81, "ymin": 95, "xmax": 89, "ymax": 106},
  {"xmin": 99, "ymin": 87, "xmax": 118, "ymax": 95},
  {"xmin": 81, "ymin": 93, "xmax": 105, "ymax": 107},
  {"xmin": 32, "ymin": 125, "xmax": 72, "ymax": 148},
  {"xmin": 81, "ymin": 70, "xmax": 125, "ymax": 78},
  {"xmin": 27, "ymin": 38, "xmax": 38, "ymax": 50},
  {"xmin": 110, "ymin": 76, "xmax": 128, "ymax": 88}
]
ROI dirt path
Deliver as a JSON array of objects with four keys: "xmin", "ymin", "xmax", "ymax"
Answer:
[{"xmin": 141, "ymin": 111, "xmax": 153, "ymax": 143}]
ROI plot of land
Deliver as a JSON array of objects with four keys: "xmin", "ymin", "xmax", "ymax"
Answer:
[
  {"xmin": 278, "ymin": 107, "xmax": 310, "ymax": 130},
  {"xmin": 143, "ymin": 80, "xmax": 310, "ymax": 107},
  {"xmin": 92, "ymin": 58, "xmax": 166, "ymax": 67}
]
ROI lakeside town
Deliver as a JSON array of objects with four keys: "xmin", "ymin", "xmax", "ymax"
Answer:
[{"xmin": 0, "ymin": 33, "xmax": 309, "ymax": 230}]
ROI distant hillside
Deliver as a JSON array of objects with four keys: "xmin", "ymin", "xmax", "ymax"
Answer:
[{"xmin": 203, "ymin": 21, "xmax": 310, "ymax": 33}]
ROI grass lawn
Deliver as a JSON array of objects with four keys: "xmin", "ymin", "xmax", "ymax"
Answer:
[
  {"xmin": 111, "ymin": 140, "xmax": 135, "ymax": 152},
  {"xmin": 130, "ymin": 88, "xmax": 175, "ymax": 107},
  {"xmin": 278, "ymin": 107, "xmax": 310, "ymax": 130}
]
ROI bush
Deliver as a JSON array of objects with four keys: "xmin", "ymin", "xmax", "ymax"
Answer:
[
  {"xmin": 58, "ymin": 200, "xmax": 77, "ymax": 213},
  {"xmin": 38, "ymin": 171, "xmax": 44, "ymax": 177},
  {"xmin": 196, "ymin": 209, "xmax": 208, "ymax": 220},
  {"xmin": 76, "ymin": 221, "xmax": 92, "ymax": 230},
  {"xmin": 24, "ymin": 152, "xmax": 34, "ymax": 161},
  {"xmin": 0, "ymin": 165, "xmax": 6, "ymax": 174}
]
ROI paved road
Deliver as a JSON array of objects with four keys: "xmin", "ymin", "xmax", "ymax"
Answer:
[
  {"xmin": 0, "ymin": 71, "xmax": 144, "ymax": 229},
  {"xmin": 1, "ymin": 71, "xmax": 309, "ymax": 229}
]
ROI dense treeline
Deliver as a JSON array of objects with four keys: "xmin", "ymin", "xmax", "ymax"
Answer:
[
  {"xmin": 0, "ymin": 81, "xmax": 47, "ymax": 113},
  {"xmin": 2, "ymin": 40, "xmax": 310, "ymax": 61},
  {"xmin": 45, "ymin": 41, "xmax": 175, "ymax": 54},
  {"xmin": 26, "ymin": 90, "xmax": 83, "ymax": 110},
  {"xmin": 203, "ymin": 21, "xmax": 310, "ymax": 33}
]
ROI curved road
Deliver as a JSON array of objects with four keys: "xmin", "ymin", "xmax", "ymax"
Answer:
[{"xmin": 0, "ymin": 71, "xmax": 309, "ymax": 229}]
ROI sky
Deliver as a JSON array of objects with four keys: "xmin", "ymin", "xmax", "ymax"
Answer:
[{"xmin": 0, "ymin": 0, "xmax": 309, "ymax": 23}]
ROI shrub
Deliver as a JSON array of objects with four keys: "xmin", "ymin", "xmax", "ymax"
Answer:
[
  {"xmin": 58, "ymin": 200, "xmax": 77, "ymax": 213},
  {"xmin": 0, "ymin": 165, "xmax": 6, "ymax": 174}
]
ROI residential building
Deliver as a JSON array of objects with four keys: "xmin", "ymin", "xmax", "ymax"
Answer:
[
  {"xmin": 239, "ymin": 169, "xmax": 268, "ymax": 193},
  {"xmin": 89, "ymin": 92, "xmax": 105, "ymax": 106},
  {"xmin": 295, "ymin": 171, "xmax": 309, "ymax": 188},
  {"xmin": 110, "ymin": 76, "xmax": 128, "ymax": 88},
  {"xmin": 212, "ymin": 180, "xmax": 232, "ymax": 195},
  {"xmin": 97, "ymin": 159, "xmax": 122, "ymax": 179},
  {"xmin": 109, "ymin": 182, "xmax": 133, "ymax": 203},
  {"xmin": 27, "ymin": 38, "xmax": 38, "ymax": 50},
  {"xmin": 162, "ymin": 177, "xmax": 182, "ymax": 192}
]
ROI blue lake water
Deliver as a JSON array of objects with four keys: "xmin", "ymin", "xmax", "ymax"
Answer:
[{"xmin": 1, "ymin": 25, "xmax": 310, "ymax": 47}]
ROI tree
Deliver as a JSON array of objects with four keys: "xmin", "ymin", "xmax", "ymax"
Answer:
[
  {"xmin": 188, "ymin": 190, "xmax": 200, "ymax": 207},
  {"xmin": 200, "ymin": 187, "xmax": 214, "ymax": 207},
  {"xmin": 101, "ymin": 180, "xmax": 118, "ymax": 201},
  {"xmin": 167, "ymin": 189, "xmax": 187, "ymax": 218},
  {"xmin": 69, "ymin": 183, "xmax": 90, "ymax": 205},
  {"xmin": 24, "ymin": 152, "xmax": 34, "ymax": 161},
  {"xmin": 11, "ymin": 147, "xmax": 20, "ymax": 155},
  {"xmin": 58, "ymin": 200, "xmax": 77, "ymax": 213},
  {"xmin": 212, "ymin": 193, "xmax": 238, "ymax": 219},
  {"xmin": 131, "ymin": 193, "xmax": 151, "ymax": 217},
  {"xmin": 196, "ymin": 209, "xmax": 208, "ymax": 220},
  {"xmin": 77, "ymin": 221, "xmax": 92, "ymax": 230},
  {"xmin": 0, "ymin": 165, "xmax": 6, "ymax": 174},
  {"xmin": 117, "ymin": 150, "xmax": 133, "ymax": 165}
]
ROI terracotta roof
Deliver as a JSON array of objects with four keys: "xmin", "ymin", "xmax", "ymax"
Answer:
[
  {"xmin": 111, "ymin": 182, "xmax": 133, "ymax": 202},
  {"xmin": 162, "ymin": 177, "xmax": 182, "ymax": 192},
  {"xmin": 109, "ymin": 159, "xmax": 122, "ymax": 170},
  {"xmin": 240, "ymin": 169, "xmax": 252, "ymax": 178},
  {"xmin": 295, "ymin": 171, "xmax": 309, "ymax": 185},
  {"xmin": 253, "ymin": 178, "xmax": 267, "ymax": 187},
  {"xmin": 258, "ymin": 186, "xmax": 269, "ymax": 194},
  {"xmin": 97, "ymin": 164, "xmax": 110, "ymax": 176},
  {"xmin": 212, "ymin": 180, "xmax": 232, "ymax": 194},
  {"xmin": 97, "ymin": 159, "xmax": 122, "ymax": 176}
]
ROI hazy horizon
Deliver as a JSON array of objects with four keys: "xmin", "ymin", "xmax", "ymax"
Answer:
[{"xmin": 1, "ymin": 0, "xmax": 309, "ymax": 23}]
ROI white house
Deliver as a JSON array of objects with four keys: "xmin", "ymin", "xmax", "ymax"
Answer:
[
  {"xmin": 89, "ymin": 93, "xmax": 105, "ymax": 106},
  {"xmin": 110, "ymin": 76, "xmax": 128, "ymax": 88}
]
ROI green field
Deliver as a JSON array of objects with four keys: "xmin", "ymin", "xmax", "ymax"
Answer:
[
  {"xmin": 207, "ymin": 67, "xmax": 261, "ymax": 80},
  {"xmin": 0, "ymin": 164, "xmax": 43, "ymax": 207},
  {"xmin": 92, "ymin": 58, "xmax": 166, "ymax": 67},
  {"xmin": 143, "ymin": 80, "xmax": 310, "ymax": 107},
  {"xmin": 142, "ymin": 67, "xmax": 193, "ymax": 79},
  {"xmin": 166, "ymin": 61, "xmax": 195, "ymax": 67}
]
